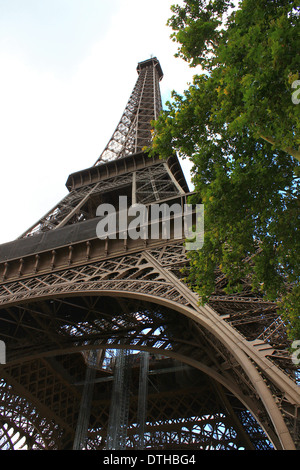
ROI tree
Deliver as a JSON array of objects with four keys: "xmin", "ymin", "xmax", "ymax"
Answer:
[
  {"xmin": 168, "ymin": 0, "xmax": 300, "ymax": 161},
  {"xmin": 149, "ymin": 0, "xmax": 300, "ymax": 340}
]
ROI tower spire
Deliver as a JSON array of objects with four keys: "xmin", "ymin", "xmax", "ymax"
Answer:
[{"xmin": 94, "ymin": 57, "xmax": 163, "ymax": 165}]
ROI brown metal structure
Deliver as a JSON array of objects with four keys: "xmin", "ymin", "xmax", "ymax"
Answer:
[{"xmin": 0, "ymin": 57, "xmax": 299, "ymax": 451}]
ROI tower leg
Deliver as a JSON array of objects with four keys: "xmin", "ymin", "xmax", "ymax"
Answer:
[
  {"xmin": 137, "ymin": 352, "xmax": 149, "ymax": 449},
  {"xmin": 106, "ymin": 349, "xmax": 132, "ymax": 450},
  {"xmin": 73, "ymin": 351, "xmax": 97, "ymax": 450}
]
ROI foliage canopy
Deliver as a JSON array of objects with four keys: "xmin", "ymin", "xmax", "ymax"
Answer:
[{"xmin": 150, "ymin": 0, "xmax": 300, "ymax": 340}]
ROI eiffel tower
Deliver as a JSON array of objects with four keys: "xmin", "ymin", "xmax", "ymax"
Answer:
[{"xmin": 0, "ymin": 57, "xmax": 299, "ymax": 451}]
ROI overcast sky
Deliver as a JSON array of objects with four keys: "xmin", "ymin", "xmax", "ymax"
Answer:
[{"xmin": 0, "ymin": 0, "xmax": 197, "ymax": 244}]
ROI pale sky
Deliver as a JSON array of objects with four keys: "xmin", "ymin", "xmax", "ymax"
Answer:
[{"xmin": 0, "ymin": 0, "xmax": 196, "ymax": 244}]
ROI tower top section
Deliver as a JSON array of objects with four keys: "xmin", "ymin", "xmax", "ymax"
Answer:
[
  {"xmin": 137, "ymin": 57, "xmax": 163, "ymax": 80},
  {"xmin": 94, "ymin": 57, "xmax": 163, "ymax": 165}
]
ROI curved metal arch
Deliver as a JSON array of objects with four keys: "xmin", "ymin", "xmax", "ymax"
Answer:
[
  {"xmin": 2, "ymin": 284, "xmax": 297, "ymax": 450},
  {"xmin": 0, "ymin": 379, "xmax": 58, "ymax": 449},
  {"xmin": 55, "ymin": 341, "xmax": 284, "ymax": 449},
  {"xmin": 3, "ymin": 279, "xmax": 299, "ymax": 403}
]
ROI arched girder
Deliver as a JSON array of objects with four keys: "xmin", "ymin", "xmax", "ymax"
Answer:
[
  {"xmin": 1, "ymin": 281, "xmax": 299, "ymax": 404},
  {"xmin": 1, "ymin": 285, "xmax": 297, "ymax": 450},
  {"xmin": 0, "ymin": 337, "xmax": 277, "ymax": 450}
]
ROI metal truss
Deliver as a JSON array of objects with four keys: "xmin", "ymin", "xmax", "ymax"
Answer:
[
  {"xmin": 0, "ymin": 241, "xmax": 296, "ymax": 377},
  {"xmin": 0, "ymin": 241, "xmax": 299, "ymax": 449},
  {"xmin": 106, "ymin": 349, "xmax": 132, "ymax": 449},
  {"xmin": 19, "ymin": 162, "xmax": 182, "ymax": 238},
  {"xmin": 0, "ymin": 57, "xmax": 299, "ymax": 451},
  {"xmin": 17, "ymin": 57, "xmax": 174, "ymax": 239},
  {"xmin": 0, "ymin": 353, "xmax": 272, "ymax": 450},
  {"xmin": 94, "ymin": 57, "xmax": 163, "ymax": 165},
  {"xmin": 0, "ymin": 371, "xmax": 67, "ymax": 449}
]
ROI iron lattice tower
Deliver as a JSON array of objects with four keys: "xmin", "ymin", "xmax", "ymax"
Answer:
[{"xmin": 0, "ymin": 58, "xmax": 299, "ymax": 451}]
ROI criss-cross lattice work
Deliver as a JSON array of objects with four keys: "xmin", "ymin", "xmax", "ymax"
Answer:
[
  {"xmin": 0, "ymin": 242, "xmax": 299, "ymax": 449},
  {"xmin": 94, "ymin": 57, "xmax": 163, "ymax": 165},
  {"xmin": 0, "ymin": 57, "xmax": 299, "ymax": 451},
  {"xmin": 19, "ymin": 162, "xmax": 183, "ymax": 238}
]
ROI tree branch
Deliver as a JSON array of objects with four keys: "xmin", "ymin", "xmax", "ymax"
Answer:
[{"xmin": 259, "ymin": 134, "xmax": 300, "ymax": 163}]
